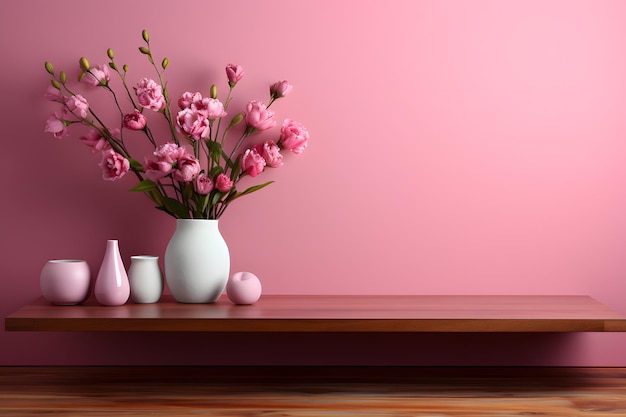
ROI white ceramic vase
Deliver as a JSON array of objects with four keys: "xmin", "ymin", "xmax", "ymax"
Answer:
[
  {"xmin": 128, "ymin": 255, "xmax": 163, "ymax": 304},
  {"xmin": 164, "ymin": 219, "xmax": 230, "ymax": 303}
]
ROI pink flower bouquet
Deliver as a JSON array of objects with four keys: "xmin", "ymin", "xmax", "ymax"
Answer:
[{"xmin": 43, "ymin": 30, "xmax": 309, "ymax": 219}]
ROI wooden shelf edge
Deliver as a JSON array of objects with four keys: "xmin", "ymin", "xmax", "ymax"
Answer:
[
  {"xmin": 5, "ymin": 317, "xmax": 625, "ymax": 333},
  {"xmin": 5, "ymin": 295, "xmax": 626, "ymax": 333}
]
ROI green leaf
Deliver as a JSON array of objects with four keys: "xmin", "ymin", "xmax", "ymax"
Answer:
[
  {"xmin": 206, "ymin": 140, "xmax": 223, "ymax": 165},
  {"xmin": 155, "ymin": 206, "xmax": 173, "ymax": 217},
  {"xmin": 222, "ymin": 150, "xmax": 234, "ymax": 168},
  {"xmin": 229, "ymin": 155, "xmax": 241, "ymax": 180},
  {"xmin": 192, "ymin": 193, "xmax": 210, "ymax": 218},
  {"xmin": 162, "ymin": 197, "xmax": 190, "ymax": 219},
  {"xmin": 128, "ymin": 158, "xmax": 144, "ymax": 172},
  {"xmin": 148, "ymin": 190, "xmax": 163, "ymax": 206},
  {"xmin": 230, "ymin": 181, "xmax": 274, "ymax": 201},
  {"xmin": 211, "ymin": 191, "xmax": 224, "ymax": 206},
  {"xmin": 206, "ymin": 140, "xmax": 221, "ymax": 152},
  {"xmin": 209, "ymin": 165, "xmax": 223, "ymax": 178},
  {"xmin": 196, "ymin": 194, "xmax": 210, "ymax": 212},
  {"xmin": 129, "ymin": 179, "xmax": 157, "ymax": 192},
  {"xmin": 182, "ymin": 183, "xmax": 194, "ymax": 201}
]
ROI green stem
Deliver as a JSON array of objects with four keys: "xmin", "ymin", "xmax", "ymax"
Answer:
[
  {"xmin": 228, "ymin": 127, "xmax": 254, "ymax": 161},
  {"xmin": 215, "ymin": 86, "xmax": 234, "ymax": 145},
  {"xmin": 142, "ymin": 39, "xmax": 179, "ymax": 146}
]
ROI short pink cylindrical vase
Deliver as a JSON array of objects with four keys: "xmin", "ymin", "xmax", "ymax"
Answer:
[{"xmin": 40, "ymin": 260, "xmax": 91, "ymax": 305}]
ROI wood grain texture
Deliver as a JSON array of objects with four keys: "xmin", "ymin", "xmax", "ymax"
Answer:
[
  {"xmin": 1, "ymin": 367, "xmax": 626, "ymax": 416},
  {"xmin": 5, "ymin": 295, "xmax": 626, "ymax": 333}
]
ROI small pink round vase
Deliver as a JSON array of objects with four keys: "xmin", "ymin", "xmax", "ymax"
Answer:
[
  {"xmin": 226, "ymin": 271, "xmax": 262, "ymax": 305},
  {"xmin": 40, "ymin": 260, "xmax": 91, "ymax": 305}
]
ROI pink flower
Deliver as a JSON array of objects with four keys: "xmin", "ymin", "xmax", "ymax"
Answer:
[
  {"xmin": 176, "ymin": 108, "xmax": 209, "ymax": 140},
  {"xmin": 44, "ymin": 110, "xmax": 69, "ymax": 138},
  {"xmin": 194, "ymin": 173, "xmax": 214, "ymax": 195},
  {"xmin": 100, "ymin": 149, "xmax": 129, "ymax": 181},
  {"xmin": 154, "ymin": 142, "xmax": 183, "ymax": 164},
  {"xmin": 270, "ymin": 80, "xmax": 293, "ymax": 98},
  {"xmin": 216, "ymin": 173, "xmax": 233, "ymax": 192},
  {"xmin": 81, "ymin": 64, "xmax": 110, "ymax": 86},
  {"xmin": 204, "ymin": 98, "xmax": 227, "ymax": 120},
  {"xmin": 79, "ymin": 128, "xmax": 113, "ymax": 152},
  {"xmin": 179, "ymin": 92, "xmax": 227, "ymax": 120},
  {"xmin": 144, "ymin": 157, "xmax": 172, "ymax": 182},
  {"xmin": 172, "ymin": 152, "xmax": 201, "ymax": 182},
  {"xmin": 245, "ymin": 101, "xmax": 276, "ymax": 131},
  {"xmin": 123, "ymin": 110, "xmax": 147, "ymax": 130},
  {"xmin": 145, "ymin": 143, "xmax": 200, "ymax": 182},
  {"xmin": 66, "ymin": 94, "xmax": 89, "ymax": 119},
  {"xmin": 178, "ymin": 91, "xmax": 202, "ymax": 109},
  {"xmin": 43, "ymin": 85, "xmax": 64, "ymax": 102},
  {"xmin": 241, "ymin": 148, "xmax": 266, "ymax": 177},
  {"xmin": 279, "ymin": 119, "xmax": 309, "ymax": 154},
  {"xmin": 256, "ymin": 140, "xmax": 283, "ymax": 168},
  {"xmin": 136, "ymin": 78, "xmax": 165, "ymax": 111},
  {"xmin": 226, "ymin": 64, "xmax": 244, "ymax": 85}
]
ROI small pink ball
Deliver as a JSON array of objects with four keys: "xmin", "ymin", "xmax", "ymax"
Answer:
[{"xmin": 226, "ymin": 271, "xmax": 262, "ymax": 305}]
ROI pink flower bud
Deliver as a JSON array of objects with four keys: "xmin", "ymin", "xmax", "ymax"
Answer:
[
  {"xmin": 226, "ymin": 64, "xmax": 244, "ymax": 85},
  {"xmin": 270, "ymin": 80, "xmax": 293, "ymax": 98}
]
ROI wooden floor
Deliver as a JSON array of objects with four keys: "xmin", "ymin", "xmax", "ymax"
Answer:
[{"xmin": 1, "ymin": 367, "xmax": 626, "ymax": 416}]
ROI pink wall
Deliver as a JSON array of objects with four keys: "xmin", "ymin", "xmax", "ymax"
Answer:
[{"xmin": 2, "ymin": 0, "xmax": 626, "ymax": 366}]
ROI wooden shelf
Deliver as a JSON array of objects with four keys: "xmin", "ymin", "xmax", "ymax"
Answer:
[{"xmin": 5, "ymin": 295, "xmax": 626, "ymax": 333}]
